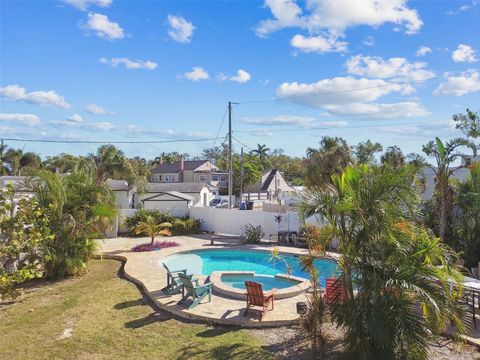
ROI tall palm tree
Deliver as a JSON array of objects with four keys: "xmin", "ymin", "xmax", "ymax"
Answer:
[
  {"xmin": 251, "ymin": 144, "xmax": 270, "ymax": 159},
  {"xmin": 304, "ymin": 136, "xmax": 353, "ymax": 188},
  {"xmin": 134, "ymin": 215, "xmax": 172, "ymax": 244},
  {"xmin": 299, "ymin": 165, "xmax": 464, "ymax": 359},
  {"xmin": 2, "ymin": 148, "xmax": 41, "ymax": 175},
  {"xmin": 0, "ymin": 143, "xmax": 9, "ymax": 175},
  {"xmin": 423, "ymin": 137, "xmax": 477, "ymax": 243}
]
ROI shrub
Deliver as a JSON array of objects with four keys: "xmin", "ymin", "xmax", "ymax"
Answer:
[
  {"xmin": 131, "ymin": 241, "xmax": 179, "ymax": 252},
  {"xmin": 241, "ymin": 224, "xmax": 264, "ymax": 244},
  {"xmin": 125, "ymin": 210, "xmax": 201, "ymax": 236}
]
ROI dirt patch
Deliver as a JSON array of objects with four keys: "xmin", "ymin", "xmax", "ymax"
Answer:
[{"xmin": 251, "ymin": 323, "xmax": 480, "ymax": 359}]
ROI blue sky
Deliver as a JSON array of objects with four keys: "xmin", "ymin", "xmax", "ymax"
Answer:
[{"xmin": 1, "ymin": 0, "xmax": 479, "ymax": 159}]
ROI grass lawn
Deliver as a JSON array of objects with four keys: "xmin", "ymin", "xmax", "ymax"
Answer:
[{"xmin": 0, "ymin": 259, "xmax": 273, "ymax": 360}]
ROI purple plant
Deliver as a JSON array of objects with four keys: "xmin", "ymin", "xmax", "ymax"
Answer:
[{"xmin": 131, "ymin": 241, "xmax": 180, "ymax": 252}]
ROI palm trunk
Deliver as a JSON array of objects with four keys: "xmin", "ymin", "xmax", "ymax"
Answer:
[{"xmin": 151, "ymin": 236, "xmax": 155, "ymax": 244}]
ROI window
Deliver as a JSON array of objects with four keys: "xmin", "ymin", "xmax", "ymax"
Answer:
[
  {"xmin": 220, "ymin": 175, "xmax": 227, "ymax": 182},
  {"xmin": 159, "ymin": 175, "xmax": 162, "ymax": 181},
  {"xmin": 199, "ymin": 175, "xmax": 207, "ymax": 181},
  {"xmin": 212, "ymin": 175, "xmax": 219, "ymax": 181}
]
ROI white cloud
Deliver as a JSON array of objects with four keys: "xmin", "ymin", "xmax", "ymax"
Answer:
[
  {"xmin": 219, "ymin": 69, "xmax": 251, "ymax": 83},
  {"xmin": 447, "ymin": 0, "xmax": 479, "ymax": 15},
  {"xmin": 64, "ymin": 0, "xmax": 112, "ymax": 11},
  {"xmin": 434, "ymin": 71, "xmax": 480, "ymax": 96},
  {"xmin": 184, "ymin": 67, "xmax": 209, "ymax": 81},
  {"xmin": 416, "ymin": 46, "xmax": 431, "ymax": 57},
  {"xmin": 0, "ymin": 84, "xmax": 70, "ymax": 109},
  {"xmin": 320, "ymin": 121, "xmax": 348, "ymax": 128},
  {"xmin": 276, "ymin": 76, "xmax": 428, "ymax": 119},
  {"xmin": 290, "ymin": 34, "xmax": 347, "ymax": 53},
  {"xmin": 242, "ymin": 115, "xmax": 317, "ymax": 127},
  {"xmin": 255, "ymin": 0, "xmax": 422, "ymax": 37},
  {"xmin": 323, "ymin": 102, "xmax": 430, "ymax": 118},
  {"xmin": 0, "ymin": 113, "xmax": 41, "ymax": 126},
  {"xmin": 245, "ymin": 128, "xmax": 274, "ymax": 137},
  {"xmin": 86, "ymin": 103, "xmax": 114, "ymax": 115},
  {"xmin": 167, "ymin": 15, "xmax": 194, "ymax": 43},
  {"xmin": 363, "ymin": 36, "xmax": 375, "ymax": 46},
  {"xmin": 99, "ymin": 57, "xmax": 157, "ymax": 70},
  {"xmin": 84, "ymin": 13, "xmax": 124, "ymax": 40},
  {"xmin": 345, "ymin": 55, "xmax": 435, "ymax": 81},
  {"xmin": 67, "ymin": 113, "xmax": 84, "ymax": 123},
  {"xmin": 452, "ymin": 44, "xmax": 478, "ymax": 63}
]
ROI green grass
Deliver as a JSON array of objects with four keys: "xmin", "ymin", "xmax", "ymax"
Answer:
[{"xmin": 0, "ymin": 259, "xmax": 273, "ymax": 360}]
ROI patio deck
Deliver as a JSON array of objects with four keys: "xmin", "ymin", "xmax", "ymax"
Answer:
[{"xmin": 97, "ymin": 235, "xmax": 323, "ymax": 327}]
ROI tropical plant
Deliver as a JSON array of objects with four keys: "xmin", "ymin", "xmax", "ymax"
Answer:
[
  {"xmin": 124, "ymin": 210, "xmax": 200, "ymax": 236},
  {"xmin": 0, "ymin": 184, "xmax": 52, "ymax": 298},
  {"xmin": 0, "ymin": 142, "xmax": 8, "ymax": 175},
  {"xmin": 299, "ymin": 165, "xmax": 465, "ymax": 360},
  {"xmin": 1, "ymin": 147, "xmax": 41, "ymax": 175},
  {"xmin": 131, "ymin": 240, "xmax": 179, "ymax": 252},
  {"xmin": 134, "ymin": 215, "xmax": 172, "ymax": 244},
  {"xmin": 422, "ymin": 137, "xmax": 477, "ymax": 243},
  {"xmin": 25, "ymin": 170, "xmax": 116, "ymax": 279},
  {"xmin": 452, "ymin": 164, "xmax": 480, "ymax": 268},
  {"xmin": 354, "ymin": 140, "xmax": 383, "ymax": 165},
  {"xmin": 241, "ymin": 224, "xmax": 264, "ymax": 244},
  {"xmin": 251, "ymin": 144, "xmax": 270, "ymax": 159},
  {"xmin": 381, "ymin": 145, "xmax": 405, "ymax": 168},
  {"xmin": 304, "ymin": 136, "xmax": 353, "ymax": 188},
  {"xmin": 42, "ymin": 153, "xmax": 81, "ymax": 174}
]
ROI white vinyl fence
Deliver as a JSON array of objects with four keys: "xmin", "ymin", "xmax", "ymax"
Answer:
[{"xmin": 190, "ymin": 207, "xmax": 324, "ymax": 238}]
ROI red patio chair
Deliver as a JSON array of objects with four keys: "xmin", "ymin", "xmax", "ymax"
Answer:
[
  {"xmin": 244, "ymin": 281, "xmax": 276, "ymax": 320},
  {"xmin": 324, "ymin": 277, "xmax": 346, "ymax": 304}
]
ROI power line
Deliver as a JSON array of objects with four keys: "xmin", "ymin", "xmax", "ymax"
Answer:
[
  {"xmin": 232, "ymin": 120, "xmax": 443, "ymax": 134},
  {"xmin": 1, "ymin": 137, "xmax": 219, "ymax": 145},
  {"xmin": 213, "ymin": 106, "xmax": 229, "ymax": 146},
  {"xmin": 232, "ymin": 136, "xmax": 253, "ymax": 151}
]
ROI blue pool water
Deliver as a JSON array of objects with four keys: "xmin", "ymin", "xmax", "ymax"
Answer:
[
  {"xmin": 221, "ymin": 274, "xmax": 298, "ymax": 291},
  {"xmin": 162, "ymin": 249, "xmax": 339, "ymax": 287}
]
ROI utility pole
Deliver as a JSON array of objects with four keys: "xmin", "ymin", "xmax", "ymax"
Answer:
[
  {"xmin": 239, "ymin": 147, "xmax": 244, "ymax": 206},
  {"xmin": 228, "ymin": 101, "xmax": 233, "ymax": 209}
]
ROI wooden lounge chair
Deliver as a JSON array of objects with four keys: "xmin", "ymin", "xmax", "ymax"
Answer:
[
  {"xmin": 324, "ymin": 277, "xmax": 346, "ymax": 304},
  {"xmin": 162, "ymin": 263, "xmax": 194, "ymax": 295},
  {"xmin": 177, "ymin": 273, "xmax": 213, "ymax": 309},
  {"xmin": 244, "ymin": 281, "xmax": 276, "ymax": 320}
]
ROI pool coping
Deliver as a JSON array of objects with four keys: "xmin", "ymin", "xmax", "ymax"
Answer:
[
  {"xmin": 98, "ymin": 236, "xmax": 341, "ymax": 328},
  {"xmin": 210, "ymin": 271, "xmax": 311, "ymax": 300}
]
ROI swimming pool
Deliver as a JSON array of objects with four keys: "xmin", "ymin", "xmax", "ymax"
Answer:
[
  {"xmin": 220, "ymin": 273, "xmax": 300, "ymax": 291},
  {"xmin": 162, "ymin": 249, "xmax": 339, "ymax": 288}
]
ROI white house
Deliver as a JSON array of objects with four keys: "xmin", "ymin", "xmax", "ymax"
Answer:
[
  {"xmin": 137, "ymin": 182, "xmax": 218, "ymax": 209},
  {"xmin": 106, "ymin": 179, "xmax": 133, "ymax": 209},
  {"xmin": 140, "ymin": 191, "xmax": 195, "ymax": 217},
  {"xmin": 245, "ymin": 169, "xmax": 295, "ymax": 200}
]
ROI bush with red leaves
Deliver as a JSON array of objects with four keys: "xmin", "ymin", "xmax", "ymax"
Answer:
[{"xmin": 131, "ymin": 241, "xmax": 180, "ymax": 252}]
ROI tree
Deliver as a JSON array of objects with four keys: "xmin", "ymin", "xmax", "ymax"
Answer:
[
  {"xmin": 42, "ymin": 153, "xmax": 80, "ymax": 174},
  {"xmin": 381, "ymin": 145, "xmax": 405, "ymax": 168},
  {"xmin": 453, "ymin": 108, "xmax": 480, "ymax": 139},
  {"xmin": 2, "ymin": 148, "xmax": 41, "ymax": 175},
  {"xmin": 299, "ymin": 165, "xmax": 464, "ymax": 360},
  {"xmin": 0, "ymin": 142, "xmax": 8, "ymax": 175},
  {"xmin": 134, "ymin": 215, "xmax": 172, "ymax": 244},
  {"xmin": 0, "ymin": 184, "xmax": 53, "ymax": 298},
  {"xmin": 422, "ymin": 137, "xmax": 477, "ymax": 243},
  {"xmin": 452, "ymin": 164, "xmax": 480, "ymax": 268},
  {"xmin": 406, "ymin": 153, "xmax": 429, "ymax": 169},
  {"xmin": 304, "ymin": 136, "xmax": 353, "ymax": 188},
  {"xmin": 231, "ymin": 153, "xmax": 262, "ymax": 196},
  {"xmin": 26, "ymin": 171, "xmax": 116, "ymax": 279},
  {"xmin": 354, "ymin": 140, "xmax": 383, "ymax": 165}
]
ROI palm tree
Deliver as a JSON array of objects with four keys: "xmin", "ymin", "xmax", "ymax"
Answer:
[
  {"xmin": 134, "ymin": 215, "xmax": 172, "ymax": 244},
  {"xmin": 304, "ymin": 136, "xmax": 353, "ymax": 188},
  {"xmin": 26, "ymin": 170, "xmax": 116, "ymax": 279},
  {"xmin": 299, "ymin": 165, "xmax": 464, "ymax": 359},
  {"xmin": 381, "ymin": 145, "xmax": 405, "ymax": 168},
  {"xmin": 422, "ymin": 137, "xmax": 477, "ymax": 243},
  {"xmin": 0, "ymin": 142, "xmax": 8, "ymax": 175},
  {"xmin": 251, "ymin": 144, "xmax": 270, "ymax": 159},
  {"xmin": 2, "ymin": 148, "xmax": 41, "ymax": 175}
]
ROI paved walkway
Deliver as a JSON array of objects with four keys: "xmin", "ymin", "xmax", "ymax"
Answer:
[{"xmin": 97, "ymin": 235, "xmax": 323, "ymax": 327}]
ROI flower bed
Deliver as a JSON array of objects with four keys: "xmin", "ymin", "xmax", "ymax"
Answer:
[{"xmin": 131, "ymin": 241, "xmax": 180, "ymax": 252}]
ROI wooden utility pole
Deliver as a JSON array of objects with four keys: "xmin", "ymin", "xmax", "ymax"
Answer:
[
  {"xmin": 239, "ymin": 147, "xmax": 244, "ymax": 205},
  {"xmin": 228, "ymin": 101, "xmax": 233, "ymax": 209}
]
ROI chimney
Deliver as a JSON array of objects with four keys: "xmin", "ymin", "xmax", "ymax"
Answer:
[
  {"xmin": 179, "ymin": 156, "xmax": 184, "ymax": 182},
  {"xmin": 180, "ymin": 156, "xmax": 184, "ymax": 171},
  {"xmin": 159, "ymin": 156, "xmax": 163, "ymax": 164}
]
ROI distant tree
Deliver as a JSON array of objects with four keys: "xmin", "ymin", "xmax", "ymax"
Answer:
[
  {"xmin": 304, "ymin": 136, "xmax": 353, "ymax": 188},
  {"xmin": 422, "ymin": 137, "xmax": 477, "ymax": 243},
  {"xmin": 354, "ymin": 140, "xmax": 383, "ymax": 165},
  {"xmin": 199, "ymin": 144, "xmax": 228, "ymax": 167},
  {"xmin": 43, "ymin": 153, "xmax": 80, "ymax": 174},
  {"xmin": 2, "ymin": 148, "xmax": 41, "ymax": 175},
  {"xmin": 406, "ymin": 152, "xmax": 429, "ymax": 168},
  {"xmin": 231, "ymin": 153, "xmax": 262, "ymax": 196},
  {"xmin": 0, "ymin": 143, "xmax": 8, "ymax": 175},
  {"xmin": 381, "ymin": 145, "xmax": 405, "ymax": 168},
  {"xmin": 251, "ymin": 144, "xmax": 270, "ymax": 158},
  {"xmin": 453, "ymin": 109, "xmax": 480, "ymax": 139}
]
